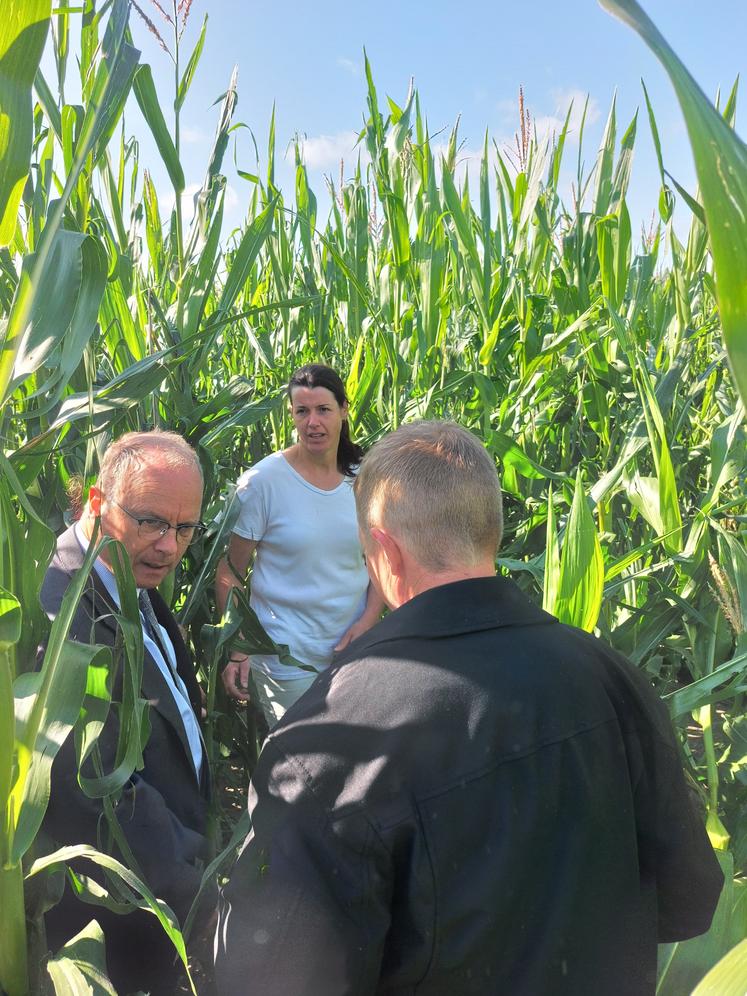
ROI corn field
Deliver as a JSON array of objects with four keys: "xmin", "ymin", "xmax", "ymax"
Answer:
[{"xmin": 1, "ymin": 0, "xmax": 746, "ymax": 992}]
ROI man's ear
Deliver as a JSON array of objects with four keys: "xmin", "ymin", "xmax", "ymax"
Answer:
[
  {"xmin": 370, "ymin": 526, "xmax": 404, "ymax": 578},
  {"xmin": 88, "ymin": 485, "xmax": 103, "ymax": 517}
]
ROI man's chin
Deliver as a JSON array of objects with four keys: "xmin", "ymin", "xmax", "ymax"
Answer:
[{"xmin": 135, "ymin": 564, "xmax": 172, "ymax": 588}]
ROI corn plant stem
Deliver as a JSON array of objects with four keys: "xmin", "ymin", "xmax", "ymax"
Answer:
[
  {"xmin": 204, "ymin": 645, "xmax": 220, "ymax": 863},
  {"xmin": 0, "ymin": 860, "xmax": 28, "ymax": 996},
  {"xmin": 698, "ymin": 615, "xmax": 720, "ymax": 812},
  {"xmin": 699, "ymin": 704, "xmax": 719, "ymax": 812},
  {"xmin": 0, "ymin": 640, "xmax": 25, "ymax": 996},
  {"xmin": 172, "ymin": 0, "xmax": 185, "ymax": 329}
]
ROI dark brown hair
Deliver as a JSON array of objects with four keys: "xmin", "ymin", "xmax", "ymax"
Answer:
[{"xmin": 288, "ymin": 364, "xmax": 363, "ymax": 476}]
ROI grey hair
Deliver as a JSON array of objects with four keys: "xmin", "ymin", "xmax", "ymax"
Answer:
[{"xmin": 97, "ymin": 430, "xmax": 203, "ymax": 501}]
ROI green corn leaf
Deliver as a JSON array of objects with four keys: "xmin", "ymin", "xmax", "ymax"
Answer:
[
  {"xmin": 183, "ymin": 808, "xmax": 250, "ymax": 941},
  {"xmin": 555, "ymin": 471, "xmax": 605, "ymax": 632},
  {"xmin": 75, "ymin": 539, "xmax": 147, "ymax": 801},
  {"xmin": 592, "ymin": 95, "xmax": 617, "ymax": 217},
  {"xmin": 657, "ymin": 848, "xmax": 736, "ymax": 996},
  {"xmin": 183, "ymin": 64, "xmax": 238, "ymax": 263},
  {"xmin": 600, "ymin": 0, "xmax": 747, "ymax": 407},
  {"xmin": 0, "ymin": 862, "xmax": 27, "ymax": 994},
  {"xmin": 665, "ymin": 651, "xmax": 747, "ymax": 718},
  {"xmin": 543, "ymin": 489, "xmax": 560, "ymax": 615},
  {"xmin": 33, "ymin": 67, "xmax": 62, "ymax": 140},
  {"xmin": 27, "ymin": 845, "xmax": 190, "ymax": 985},
  {"xmin": 665, "ymin": 170, "xmax": 706, "ymax": 226},
  {"xmin": 9, "ymin": 531, "xmax": 106, "ymax": 862},
  {"xmin": 490, "ymin": 431, "xmax": 569, "ymax": 481},
  {"xmin": 0, "ymin": 0, "xmax": 138, "ymax": 406},
  {"xmin": 691, "ymin": 939, "xmax": 747, "ymax": 996},
  {"xmin": 83, "ymin": 0, "xmax": 140, "ymax": 164},
  {"xmin": 204, "ymin": 584, "xmax": 309, "ymax": 672},
  {"xmin": 0, "ymin": 589, "xmax": 20, "ymax": 835},
  {"xmin": 218, "ymin": 196, "xmax": 277, "ymax": 314},
  {"xmin": 0, "ymin": 587, "xmax": 21, "ymax": 650},
  {"xmin": 133, "ymin": 64, "xmax": 185, "ymax": 195},
  {"xmin": 20, "ymin": 231, "xmax": 107, "ymax": 404},
  {"xmin": 2, "ymin": 229, "xmax": 88, "ymax": 399},
  {"xmin": 12, "ymin": 644, "xmax": 111, "ymax": 863},
  {"xmin": 46, "ymin": 919, "xmax": 116, "ymax": 996},
  {"xmin": 0, "ymin": 0, "xmax": 52, "ymax": 247},
  {"xmin": 176, "ymin": 13, "xmax": 208, "ymax": 111}
]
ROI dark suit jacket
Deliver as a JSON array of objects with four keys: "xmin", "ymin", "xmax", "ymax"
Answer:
[
  {"xmin": 216, "ymin": 575, "xmax": 723, "ymax": 996},
  {"xmin": 40, "ymin": 525, "xmax": 210, "ymax": 988}
]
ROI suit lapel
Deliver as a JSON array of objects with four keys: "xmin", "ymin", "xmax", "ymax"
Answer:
[
  {"xmin": 59, "ymin": 527, "xmax": 202, "ymax": 781},
  {"xmin": 55, "ymin": 526, "xmax": 120, "ymax": 644}
]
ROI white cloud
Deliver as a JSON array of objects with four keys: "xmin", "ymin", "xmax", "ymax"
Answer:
[
  {"xmin": 337, "ymin": 56, "xmax": 360, "ymax": 77},
  {"xmin": 496, "ymin": 87, "xmax": 601, "ymax": 145},
  {"xmin": 180, "ymin": 125, "xmax": 210, "ymax": 145},
  {"xmin": 497, "ymin": 96, "xmax": 521, "ymax": 124},
  {"xmin": 531, "ymin": 113, "xmax": 568, "ymax": 140},
  {"xmin": 159, "ymin": 182, "xmax": 202, "ymax": 218},
  {"xmin": 549, "ymin": 87, "xmax": 602, "ymax": 131},
  {"xmin": 224, "ymin": 183, "xmax": 240, "ymax": 212},
  {"xmin": 429, "ymin": 141, "xmax": 495, "ymax": 189},
  {"xmin": 295, "ymin": 130, "xmax": 367, "ymax": 171},
  {"xmin": 158, "ymin": 182, "xmax": 239, "ymax": 222}
]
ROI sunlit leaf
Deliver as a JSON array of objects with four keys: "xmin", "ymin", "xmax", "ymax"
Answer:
[
  {"xmin": 555, "ymin": 471, "xmax": 605, "ymax": 632},
  {"xmin": 600, "ymin": 0, "xmax": 747, "ymax": 407},
  {"xmin": 0, "ymin": 1, "xmax": 52, "ymax": 246}
]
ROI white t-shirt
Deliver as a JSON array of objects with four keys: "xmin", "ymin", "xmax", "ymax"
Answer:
[{"xmin": 232, "ymin": 452, "xmax": 369, "ymax": 680}]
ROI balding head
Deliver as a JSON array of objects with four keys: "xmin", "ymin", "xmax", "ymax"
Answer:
[
  {"xmin": 96, "ymin": 430, "xmax": 203, "ymax": 502},
  {"xmin": 84, "ymin": 430, "xmax": 204, "ymax": 588}
]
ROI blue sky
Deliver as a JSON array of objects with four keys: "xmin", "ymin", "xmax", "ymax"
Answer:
[{"xmin": 46, "ymin": 1, "xmax": 747, "ymax": 243}]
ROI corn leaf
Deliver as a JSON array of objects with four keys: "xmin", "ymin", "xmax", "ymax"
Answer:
[
  {"xmin": 543, "ymin": 489, "xmax": 560, "ymax": 615},
  {"xmin": 46, "ymin": 919, "xmax": 116, "ymax": 996},
  {"xmin": 133, "ymin": 64, "xmax": 185, "ymax": 195},
  {"xmin": 658, "ymin": 849, "xmax": 737, "ymax": 996},
  {"xmin": 27, "ymin": 845, "xmax": 190, "ymax": 985},
  {"xmin": 691, "ymin": 939, "xmax": 747, "ymax": 996},
  {"xmin": 6, "ymin": 230, "xmax": 107, "ymax": 403},
  {"xmin": 555, "ymin": 471, "xmax": 605, "ymax": 632},
  {"xmin": 0, "ymin": 0, "xmax": 52, "ymax": 246},
  {"xmin": 600, "ymin": 0, "xmax": 747, "ymax": 407},
  {"xmin": 176, "ymin": 13, "xmax": 208, "ymax": 112},
  {"xmin": 665, "ymin": 651, "xmax": 747, "ymax": 718},
  {"xmin": 0, "ymin": 588, "xmax": 21, "ymax": 835}
]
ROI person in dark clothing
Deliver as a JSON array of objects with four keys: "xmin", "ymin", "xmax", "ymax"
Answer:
[
  {"xmin": 214, "ymin": 420, "xmax": 723, "ymax": 996},
  {"xmin": 41, "ymin": 430, "xmax": 212, "ymax": 995}
]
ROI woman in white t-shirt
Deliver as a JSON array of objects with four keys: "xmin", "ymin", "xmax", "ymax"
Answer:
[{"xmin": 215, "ymin": 364, "xmax": 385, "ymax": 728}]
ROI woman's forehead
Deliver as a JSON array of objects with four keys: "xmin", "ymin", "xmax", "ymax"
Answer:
[{"xmin": 290, "ymin": 385, "xmax": 339, "ymax": 407}]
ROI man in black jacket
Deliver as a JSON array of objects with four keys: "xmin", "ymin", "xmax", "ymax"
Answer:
[
  {"xmin": 41, "ymin": 430, "xmax": 210, "ymax": 994},
  {"xmin": 215, "ymin": 421, "xmax": 722, "ymax": 996}
]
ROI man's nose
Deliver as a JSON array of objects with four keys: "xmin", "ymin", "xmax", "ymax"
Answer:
[{"xmin": 152, "ymin": 526, "xmax": 179, "ymax": 554}]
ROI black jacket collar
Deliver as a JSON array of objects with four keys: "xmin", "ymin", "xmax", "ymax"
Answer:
[{"xmin": 338, "ymin": 575, "xmax": 557, "ymax": 662}]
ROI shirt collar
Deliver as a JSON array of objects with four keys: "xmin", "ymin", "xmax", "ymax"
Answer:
[{"xmin": 73, "ymin": 519, "xmax": 142, "ymax": 609}]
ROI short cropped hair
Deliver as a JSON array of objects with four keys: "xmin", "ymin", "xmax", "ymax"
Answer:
[
  {"xmin": 354, "ymin": 421, "xmax": 503, "ymax": 571},
  {"xmin": 97, "ymin": 430, "xmax": 203, "ymax": 502}
]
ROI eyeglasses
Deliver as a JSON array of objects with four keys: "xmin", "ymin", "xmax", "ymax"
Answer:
[{"xmin": 113, "ymin": 500, "xmax": 207, "ymax": 544}]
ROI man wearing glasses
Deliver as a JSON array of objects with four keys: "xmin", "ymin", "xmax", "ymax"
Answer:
[{"xmin": 40, "ymin": 429, "xmax": 211, "ymax": 994}]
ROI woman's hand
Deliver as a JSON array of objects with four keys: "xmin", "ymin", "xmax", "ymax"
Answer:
[
  {"xmin": 335, "ymin": 584, "xmax": 386, "ymax": 651},
  {"xmin": 222, "ymin": 653, "xmax": 252, "ymax": 701},
  {"xmin": 334, "ymin": 618, "xmax": 371, "ymax": 651}
]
